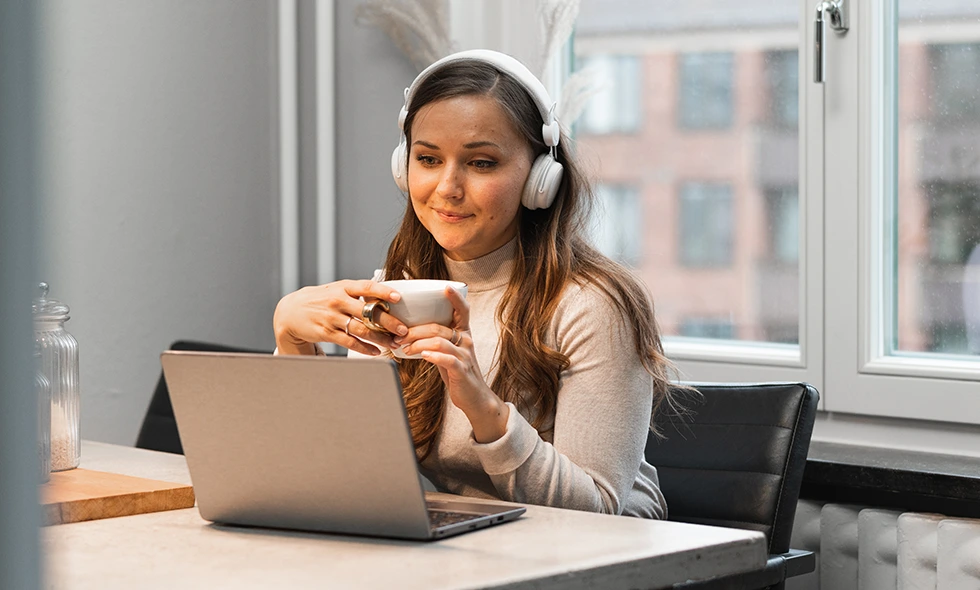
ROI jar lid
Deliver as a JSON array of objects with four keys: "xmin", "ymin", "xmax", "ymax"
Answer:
[{"xmin": 32, "ymin": 282, "xmax": 70, "ymax": 320}]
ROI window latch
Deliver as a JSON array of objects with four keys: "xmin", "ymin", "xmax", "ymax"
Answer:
[{"xmin": 814, "ymin": 0, "xmax": 849, "ymax": 83}]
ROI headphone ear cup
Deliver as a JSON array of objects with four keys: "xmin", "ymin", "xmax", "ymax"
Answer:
[
  {"xmin": 521, "ymin": 154, "xmax": 564, "ymax": 210},
  {"xmin": 391, "ymin": 140, "xmax": 408, "ymax": 193}
]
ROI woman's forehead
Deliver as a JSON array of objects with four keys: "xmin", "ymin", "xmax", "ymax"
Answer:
[{"xmin": 411, "ymin": 95, "xmax": 523, "ymax": 145}]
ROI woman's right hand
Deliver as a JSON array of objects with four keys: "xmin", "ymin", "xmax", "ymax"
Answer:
[{"xmin": 273, "ymin": 280, "xmax": 408, "ymax": 356}]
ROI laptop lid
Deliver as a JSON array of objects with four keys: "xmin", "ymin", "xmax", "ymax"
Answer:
[{"xmin": 161, "ymin": 351, "xmax": 438, "ymax": 539}]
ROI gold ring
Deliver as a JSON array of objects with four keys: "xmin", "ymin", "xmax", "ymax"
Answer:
[
  {"xmin": 451, "ymin": 328, "xmax": 462, "ymax": 346},
  {"xmin": 361, "ymin": 300, "xmax": 389, "ymax": 332},
  {"xmin": 344, "ymin": 316, "xmax": 354, "ymax": 336}
]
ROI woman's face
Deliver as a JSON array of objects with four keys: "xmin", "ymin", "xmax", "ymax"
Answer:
[{"xmin": 408, "ymin": 94, "xmax": 534, "ymax": 261}]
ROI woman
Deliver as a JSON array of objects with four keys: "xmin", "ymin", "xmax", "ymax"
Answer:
[{"xmin": 274, "ymin": 50, "xmax": 677, "ymax": 519}]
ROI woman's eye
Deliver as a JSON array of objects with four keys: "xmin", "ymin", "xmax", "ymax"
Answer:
[
  {"xmin": 472, "ymin": 159, "xmax": 498, "ymax": 169},
  {"xmin": 415, "ymin": 155, "xmax": 438, "ymax": 166}
]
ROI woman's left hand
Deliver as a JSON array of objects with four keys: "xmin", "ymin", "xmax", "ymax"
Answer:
[{"xmin": 397, "ymin": 286, "xmax": 509, "ymax": 443}]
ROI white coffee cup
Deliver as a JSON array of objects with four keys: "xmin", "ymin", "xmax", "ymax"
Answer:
[{"xmin": 379, "ymin": 279, "xmax": 467, "ymax": 359}]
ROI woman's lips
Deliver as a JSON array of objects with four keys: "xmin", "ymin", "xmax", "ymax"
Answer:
[{"xmin": 434, "ymin": 209, "xmax": 472, "ymax": 223}]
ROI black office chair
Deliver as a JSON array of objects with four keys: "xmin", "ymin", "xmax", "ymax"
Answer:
[
  {"xmin": 135, "ymin": 339, "xmax": 273, "ymax": 454},
  {"xmin": 645, "ymin": 382, "xmax": 819, "ymax": 590}
]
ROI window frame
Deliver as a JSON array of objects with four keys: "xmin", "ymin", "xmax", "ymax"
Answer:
[{"xmin": 822, "ymin": 0, "xmax": 980, "ymax": 424}]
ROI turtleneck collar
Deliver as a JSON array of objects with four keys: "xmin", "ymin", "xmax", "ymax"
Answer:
[{"xmin": 443, "ymin": 236, "xmax": 517, "ymax": 293}]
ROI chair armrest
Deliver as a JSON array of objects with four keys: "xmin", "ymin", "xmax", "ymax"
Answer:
[
  {"xmin": 671, "ymin": 549, "xmax": 815, "ymax": 589},
  {"xmin": 780, "ymin": 548, "xmax": 815, "ymax": 578}
]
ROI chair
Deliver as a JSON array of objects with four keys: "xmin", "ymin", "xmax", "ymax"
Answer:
[
  {"xmin": 644, "ymin": 382, "xmax": 819, "ymax": 590},
  {"xmin": 135, "ymin": 339, "xmax": 273, "ymax": 454}
]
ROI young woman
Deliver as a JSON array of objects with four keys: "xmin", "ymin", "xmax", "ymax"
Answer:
[{"xmin": 274, "ymin": 50, "xmax": 677, "ymax": 519}]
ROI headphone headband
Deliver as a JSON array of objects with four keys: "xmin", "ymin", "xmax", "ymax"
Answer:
[{"xmin": 397, "ymin": 49, "xmax": 560, "ymax": 148}]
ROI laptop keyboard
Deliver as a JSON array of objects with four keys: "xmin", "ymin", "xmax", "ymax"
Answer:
[{"xmin": 428, "ymin": 509, "xmax": 478, "ymax": 529}]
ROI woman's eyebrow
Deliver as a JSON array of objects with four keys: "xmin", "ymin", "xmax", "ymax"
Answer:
[
  {"xmin": 412, "ymin": 140, "xmax": 440, "ymax": 149},
  {"xmin": 463, "ymin": 141, "xmax": 501, "ymax": 150}
]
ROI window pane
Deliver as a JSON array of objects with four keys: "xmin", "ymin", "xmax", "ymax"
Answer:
[
  {"xmin": 575, "ymin": 0, "xmax": 801, "ymax": 344},
  {"xmin": 679, "ymin": 53, "xmax": 734, "ymax": 129},
  {"xmin": 894, "ymin": 4, "xmax": 980, "ymax": 357},
  {"xmin": 578, "ymin": 55, "xmax": 642, "ymax": 135},
  {"xmin": 591, "ymin": 184, "xmax": 642, "ymax": 266}
]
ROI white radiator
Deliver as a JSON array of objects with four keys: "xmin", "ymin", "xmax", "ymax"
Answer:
[{"xmin": 786, "ymin": 500, "xmax": 980, "ymax": 590}]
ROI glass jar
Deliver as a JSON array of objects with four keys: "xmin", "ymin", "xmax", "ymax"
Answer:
[
  {"xmin": 35, "ymin": 357, "xmax": 51, "ymax": 483},
  {"xmin": 33, "ymin": 282, "xmax": 80, "ymax": 472}
]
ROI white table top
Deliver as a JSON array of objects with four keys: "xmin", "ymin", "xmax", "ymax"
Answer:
[{"xmin": 42, "ymin": 441, "xmax": 767, "ymax": 590}]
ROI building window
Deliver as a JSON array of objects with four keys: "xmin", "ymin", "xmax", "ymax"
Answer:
[
  {"xmin": 678, "ymin": 52, "xmax": 734, "ymax": 130},
  {"xmin": 577, "ymin": 55, "xmax": 642, "ymax": 135},
  {"xmin": 926, "ymin": 182, "xmax": 980, "ymax": 265},
  {"xmin": 765, "ymin": 187, "xmax": 799, "ymax": 263},
  {"xmin": 930, "ymin": 43, "xmax": 980, "ymax": 125},
  {"xmin": 766, "ymin": 50, "xmax": 798, "ymax": 127},
  {"xmin": 591, "ymin": 184, "xmax": 642, "ymax": 267},
  {"xmin": 680, "ymin": 318, "xmax": 735, "ymax": 340},
  {"xmin": 679, "ymin": 183, "xmax": 733, "ymax": 267}
]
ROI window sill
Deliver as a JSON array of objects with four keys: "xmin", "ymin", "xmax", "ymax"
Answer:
[{"xmin": 812, "ymin": 410, "xmax": 980, "ymax": 459}]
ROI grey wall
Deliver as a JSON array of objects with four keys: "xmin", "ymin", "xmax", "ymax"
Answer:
[
  {"xmin": 1, "ymin": 1, "xmax": 42, "ymax": 586},
  {"xmin": 38, "ymin": 0, "xmax": 281, "ymax": 445},
  {"xmin": 33, "ymin": 0, "xmax": 421, "ymax": 446},
  {"xmin": 335, "ymin": 0, "xmax": 416, "ymax": 280}
]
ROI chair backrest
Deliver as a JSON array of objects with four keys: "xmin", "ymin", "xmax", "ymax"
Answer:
[
  {"xmin": 136, "ymin": 339, "xmax": 272, "ymax": 454},
  {"xmin": 645, "ymin": 382, "xmax": 819, "ymax": 555}
]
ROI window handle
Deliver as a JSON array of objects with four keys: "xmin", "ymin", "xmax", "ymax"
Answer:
[{"xmin": 814, "ymin": 0, "xmax": 849, "ymax": 83}]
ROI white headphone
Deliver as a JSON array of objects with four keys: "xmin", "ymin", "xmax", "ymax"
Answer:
[{"xmin": 390, "ymin": 49, "xmax": 564, "ymax": 210}]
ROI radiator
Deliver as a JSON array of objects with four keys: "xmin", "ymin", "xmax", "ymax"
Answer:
[{"xmin": 786, "ymin": 500, "xmax": 980, "ymax": 589}]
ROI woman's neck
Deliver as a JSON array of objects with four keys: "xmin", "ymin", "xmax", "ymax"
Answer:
[{"xmin": 443, "ymin": 236, "xmax": 517, "ymax": 293}]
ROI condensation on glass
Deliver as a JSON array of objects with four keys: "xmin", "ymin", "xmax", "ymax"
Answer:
[
  {"xmin": 33, "ymin": 282, "xmax": 80, "ymax": 471},
  {"xmin": 893, "ymin": 2, "xmax": 980, "ymax": 357},
  {"xmin": 575, "ymin": 0, "xmax": 801, "ymax": 345}
]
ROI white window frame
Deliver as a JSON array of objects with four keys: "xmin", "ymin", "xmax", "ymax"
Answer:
[{"xmin": 824, "ymin": 0, "xmax": 980, "ymax": 424}]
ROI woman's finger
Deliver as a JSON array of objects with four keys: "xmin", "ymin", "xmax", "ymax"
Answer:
[
  {"xmin": 445, "ymin": 286, "xmax": 470, "ymax": 330},
  {"xmin": 419, "ymin": 349, "xmax": 464, "ymax": 372},
  {"xmin": 345, "ymin": 280, "xmax": 403, "ymax": 304},
  {"xmin": 345, "ymin": 316, "xmax": 398, "ymax": 350}
]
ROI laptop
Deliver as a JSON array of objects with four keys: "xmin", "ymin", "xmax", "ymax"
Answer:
[{"xmin": 160, "ymin": 351, "xmax": 526, "ymax": 540}]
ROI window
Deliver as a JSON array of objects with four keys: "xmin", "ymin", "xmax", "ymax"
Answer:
[
  {"xmin": 575, "ymin": 0, "xmax": 980, "ymax": 436},
  {"xmin": 766, "ymin": 187, "xmax": 799, "ymax": 264},
  {"xmin": 766, "ymin": 50, "xmax": 798, "ymax": 127},
  {"xmin": 591, "ymin": 184, "xmax": 642, "ymax": 266},
  {"xmin": 930, "ymin": 43, "xmax": 980, "ymax": 125},
  {"xmin": 576, "ymin": 0, "xmax": 804, "ymax": 353},
  {"xmin": 680, "ymin": 318, "xmax": 735, "ymax": 340},
  {"xmin": 678, "ymin": 52, "xmax": 734, "ymax": 130},
  {"xmin": 679, "ymin": 183, "xmax": 733, "ymax": 267},
  {"xmin": 577, "ymin": 55, "xmax": 642, "ymax": 135}
]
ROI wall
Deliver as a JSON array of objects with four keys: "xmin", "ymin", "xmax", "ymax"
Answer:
[
  {"xmin": 334, "ymin": 0, "xmax": 416, "ymax": 281},
  {"xmin": 1, "ymin": 1, "xmax": 42, "ymax": 586},
  {"xmin": 37, "ymin": 0, "xmax": 281, "ymax": 445}
]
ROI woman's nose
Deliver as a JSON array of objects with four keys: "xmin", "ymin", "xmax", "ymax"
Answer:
[{"xmin": 435, "ymin": 163, "xmax": 463, "ymax": 199}]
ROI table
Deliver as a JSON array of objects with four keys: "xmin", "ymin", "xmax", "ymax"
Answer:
[{"xmin": 42, "ymin": 441, "xmax": 767, "ymax": 590}]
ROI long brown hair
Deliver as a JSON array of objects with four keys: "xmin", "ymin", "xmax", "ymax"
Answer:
[{"xmin": 383, "ymin": 60, "xmax": 677, "ymax": 460}]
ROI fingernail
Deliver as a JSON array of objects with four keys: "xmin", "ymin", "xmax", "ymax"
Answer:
[
  {"xmin": 390, "ymin": 291, "xmax": 401, "ymax": 302},
  {"xmin": 393, "ymin": 337, "xmax": 404, "ymax": 345},
  {"xmin": 396, "ymin": 326, "xmax": 408, "ymax": 336}
]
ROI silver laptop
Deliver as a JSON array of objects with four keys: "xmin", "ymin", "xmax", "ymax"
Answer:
[{"xmin": 160, "ymin": 351, "xmax": 525, "ymax": 540}]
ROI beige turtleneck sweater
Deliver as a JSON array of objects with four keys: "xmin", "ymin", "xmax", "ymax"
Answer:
[{"xmin": 379, "ymin": 237, "xmax": 666, "ymax": 519}]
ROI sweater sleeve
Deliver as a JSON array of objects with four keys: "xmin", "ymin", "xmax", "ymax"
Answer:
[{"xmin": 470, "ymin": 283, "xmax": 656, "ymax": 515}]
